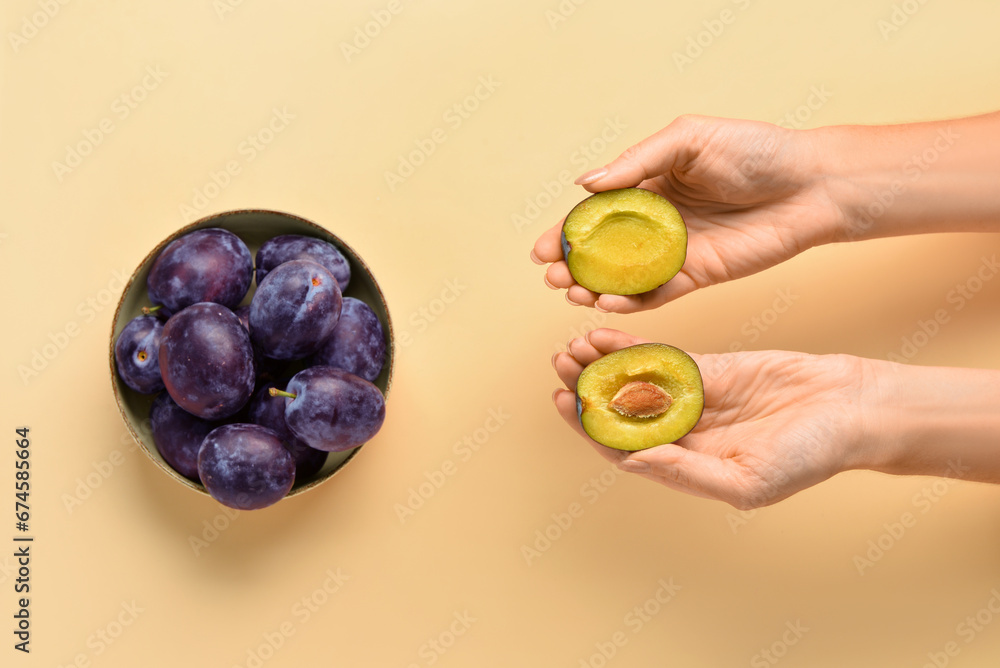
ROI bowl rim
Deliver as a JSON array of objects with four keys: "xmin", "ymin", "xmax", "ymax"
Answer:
[{"xmin": 109, "ymin": 208, "xmax": 394, "ymax": 500}]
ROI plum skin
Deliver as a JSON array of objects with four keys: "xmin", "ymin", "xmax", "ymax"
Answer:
[
  {"xmin": 310, "ymin": 297, "xmax": 386, "ymax": 382},
  {"xmin": 249, "ymin": 382, "xmax": 327, "ymax": 482},
  {"xmin": 197, "ymin": 423, "xmax": 295, "ymax": 510},
  {"xmin": 255, "ymin": 234, "xmax": 351, "ymax": 291},
  {"xmin": 149, "ymin": 392, "xmax": 215, "ymax": 481},
  {"xmin": 283, "ymin": 366, "xmax": 385, "ymax": 452},
  {"xmin": 159, "ymin": 302, "xmax": 256, "ymax": 420},
  {"xmin": 250, "ymin": 259, "xmax": 343, "ymax": 360},
  {"xmin": 114, "ymin": 315, "xmax": 165, "ymax": 394},
  {"xmin": 147, "ymin": 228, "xmax": 253, "ymax": 312}
]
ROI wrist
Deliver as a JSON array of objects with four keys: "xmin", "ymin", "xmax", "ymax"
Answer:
[
  {"xmin": 803, "ymin": 124, "xmax": 905, "ymax": 243},
  {"xmin": 855, "ymin": 360, "xmax": 1000, "ymax": 482},
  {"xmin": 806, "ymin": 114, "xmax": 1000, "ymax": 242}
]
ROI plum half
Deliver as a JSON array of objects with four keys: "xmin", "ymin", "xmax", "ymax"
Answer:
[
  {"xmin": 575, "ymin": 343, "xmax": 703, "ymax": 451},
  {"xmin": 561, "ymin": 188, "xmax": 687, "ymax": 295}
]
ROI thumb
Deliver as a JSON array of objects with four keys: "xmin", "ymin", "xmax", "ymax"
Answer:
[
  {"xmin": 575, "ymin": 115, "xmax": 705, "ymax": 192},
  {"xmin": 622, "ymin": 443, "xmax": 772, "ymax": 510}
]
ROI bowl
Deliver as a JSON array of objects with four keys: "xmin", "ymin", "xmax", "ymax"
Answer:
[{"xmin": 109, "ymin": 209, "xmax": 394, "ymax": 500}]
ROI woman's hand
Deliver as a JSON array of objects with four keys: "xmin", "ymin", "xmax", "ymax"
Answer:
[
  {"xmin": 551, "ymin": 328, "xmax": 888, "ymax": 509},
  {"xmin": 532, "ymin": 115, "xmax": 847, "ymax": 313}
]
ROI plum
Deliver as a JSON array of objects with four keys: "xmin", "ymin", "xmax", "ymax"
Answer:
[
  {"xmin": 114, "ymin": 315, "xmax": 165, "ymax": 394},
  {"xmin": 249, "ymin": 382, "xmax": 327, "ymax": 481},
  {"xmin": 276, "ymin": 366, "xmax": 385, "ymax": 452},
  {"xmin": 149, "ymin": 392, "xmax": 215, "ymax": 480},
  {"xmin": 197, "ymin": 423, "xmax": 295, "ymax": 510},
  {"xmin": 159, "ymin": 302, "xmax": 256, "ymax": 420},
  {"xmin": 310, "ymin": 297, "xmax": 386, "ymax": 382},
  {"xmin": 250, "ymin": 260, "xmax": 343, "ymax": 360},
  {"xmin": 255, "ymin": 234, "xmax": 351, "ymax": 291},
  {"xmin": 575, "ymin": 343, "xmax": 703, "ymax": 451},
  {"xmin": 561, "ymin": 188, "xmax": 687, "ymax": 295},
  {"xmin": 147, "ymin": 228, "xmax": 252, "ymax": 312}
]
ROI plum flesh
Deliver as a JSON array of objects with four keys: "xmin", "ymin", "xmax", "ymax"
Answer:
[
  {"xmin": 575, "ymin": 343, "xmax": 703, "ymax": 451},
  {"xmin": 561, "ymin": 188, "xmax": 687, "ymax": 295}
]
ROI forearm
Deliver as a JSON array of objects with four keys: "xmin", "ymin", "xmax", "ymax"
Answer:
[
  {"xmin": 858, "ymin": 361, "xmax": 1000, "ymax": 483},
  {"xmin": 808, "ymin": 112, "xmax": 1000, "ymax": 241}
]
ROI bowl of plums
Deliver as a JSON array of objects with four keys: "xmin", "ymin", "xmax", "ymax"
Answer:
[{"xmin": 110, "ymin": 210, "xmax": 393, "ymax": 510}]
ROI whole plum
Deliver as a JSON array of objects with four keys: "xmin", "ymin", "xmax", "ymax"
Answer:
[
  {"xmin": 147, "ymin": 228, "xmax": 252, "ymax": 312},
  {"xmin": 279, "ymin": 366, "xmax": 385, "ymax": 452},
  {"xmin": 114, "ymin": 315, "xmax": 165, "ymax": 394},
  {"xmin": 159, "ymin": 302, "xmax": 256, "ymax": 420},
  {"xmin": 197, "ymin": 423, "xmax": 295, "ymax": 510},
  {"xmin": 250, "ymin": 260, "xmax": 342, "ymax": 360}
]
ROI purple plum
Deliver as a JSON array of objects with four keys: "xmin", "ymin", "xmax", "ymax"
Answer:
[
  {"xmin": 159, "ymin": 302, "xmax": 256, "ymax": 420},
  {"xmin": 114, "ymin": 315, "xmax": 165, "ymax": 394},
  {"xmin": 149, "ymin": 392, "xmax": 215, "ymax": 480},
  {"xmin": 280, "ymin": 366, "xmax": 385, "ymax": 452},
  {"xmin": 255, "ymin": 234, "xmax": 351, "ymax": 291},
  {"xmin": 311, "ymin": 297, "xmax": 386, "ymax": 382},
  {"xmin": 147, "ymin": 228, "xmax": 252, "ymax": 312},
  {"xmin": 249, "ymin": 260, "xmax": 342, "ymax": 360},
  {"xmin": 197, "ymin": 423, "xmax": 295, "ymax": 510}
]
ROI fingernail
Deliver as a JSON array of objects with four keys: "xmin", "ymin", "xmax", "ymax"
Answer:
[
  {"xmin": 551, "ymin": 389, "xmax": 561, "ymax": 403},
  {"xmin": 619, "ymin": 459, "xmax": 651, "ymax": 474},
  {"xmin": 594, "ymin": 301, "xmax": 609, "ymax": 313},
  {"xmin": 529, "ymin": 250, "xmax": 545, "ymax": 265},
  {"xmin": 544, "ymin": 276, "xmax": 558, "ymax": 290},
  {"xmin": 565, "ymin": 294, "xmax": 580, "ymax": 306},
  {"xmin": 551, "ymin": 351, "xmax": 561, "ymax": 367},
  {"xmin": 575, "ymin": 167, "xmax": 608, "ymax": 186}
]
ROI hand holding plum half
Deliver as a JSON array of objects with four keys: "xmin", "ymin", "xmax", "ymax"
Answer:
[
  {"xmin": 532, "ymin": 115, "xmax": 852, "ymax": 313},
  {"xmin": 114, "ymin": 224, "xmax": 389, "ymax": 510},
  {"xmin": 553, "ymin": 328, "xmax": 871, "ymax": 509},
  {"xmin": 554, "ymin": 328, "xmax": 1000, "ymax": 509}
]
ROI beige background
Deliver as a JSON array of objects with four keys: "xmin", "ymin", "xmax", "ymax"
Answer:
[{"xmin": 3, "ymin": 1, "xmax": 1000, "ymax": 666}]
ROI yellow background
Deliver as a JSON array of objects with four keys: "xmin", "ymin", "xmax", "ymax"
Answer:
[{"xmin": 3, "ymin": 1, "xmax": 1000, "ymax": 666}]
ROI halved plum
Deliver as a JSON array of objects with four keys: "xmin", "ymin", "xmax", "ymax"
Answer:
[
  {"xmin": 561, "ymin": 188, "xmax": 687, "ymax": 295},
  {"xmin": 575, "ymin": 343, "xmax": 703, "ymax": 451}
]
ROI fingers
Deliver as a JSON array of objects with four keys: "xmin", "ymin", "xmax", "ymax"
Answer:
[
  {"xmin": 552, "ymin": 328, "xmax": 649, "ymax": 390},
  {"xmin": 552, "ymin": 351, "xmax": 585, "ymax": 390},
  {"xmin": 532, "ymin": 218, "xmax": 566, "ymax": 263},
  {"xmin": 575, "ymin": 116, "xmax": 703, "ymax": 193},
  {"xmin": 593, "ymin": 269, "xmax": 700, "ymax": 313},
  {"xmin": 553, "ymin": 389, "xmax": 716, "ymax": 499},
  {"xmin": 553, "ymin": 388, "xmax": 625, "ymax": 465},
  {"xmin": 622, "ymin": 444, "xmax": 770, "ymax": 510},
  {"xmin": 579, "ymin": 328, "xmax": 650, "ymax": 354}
]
